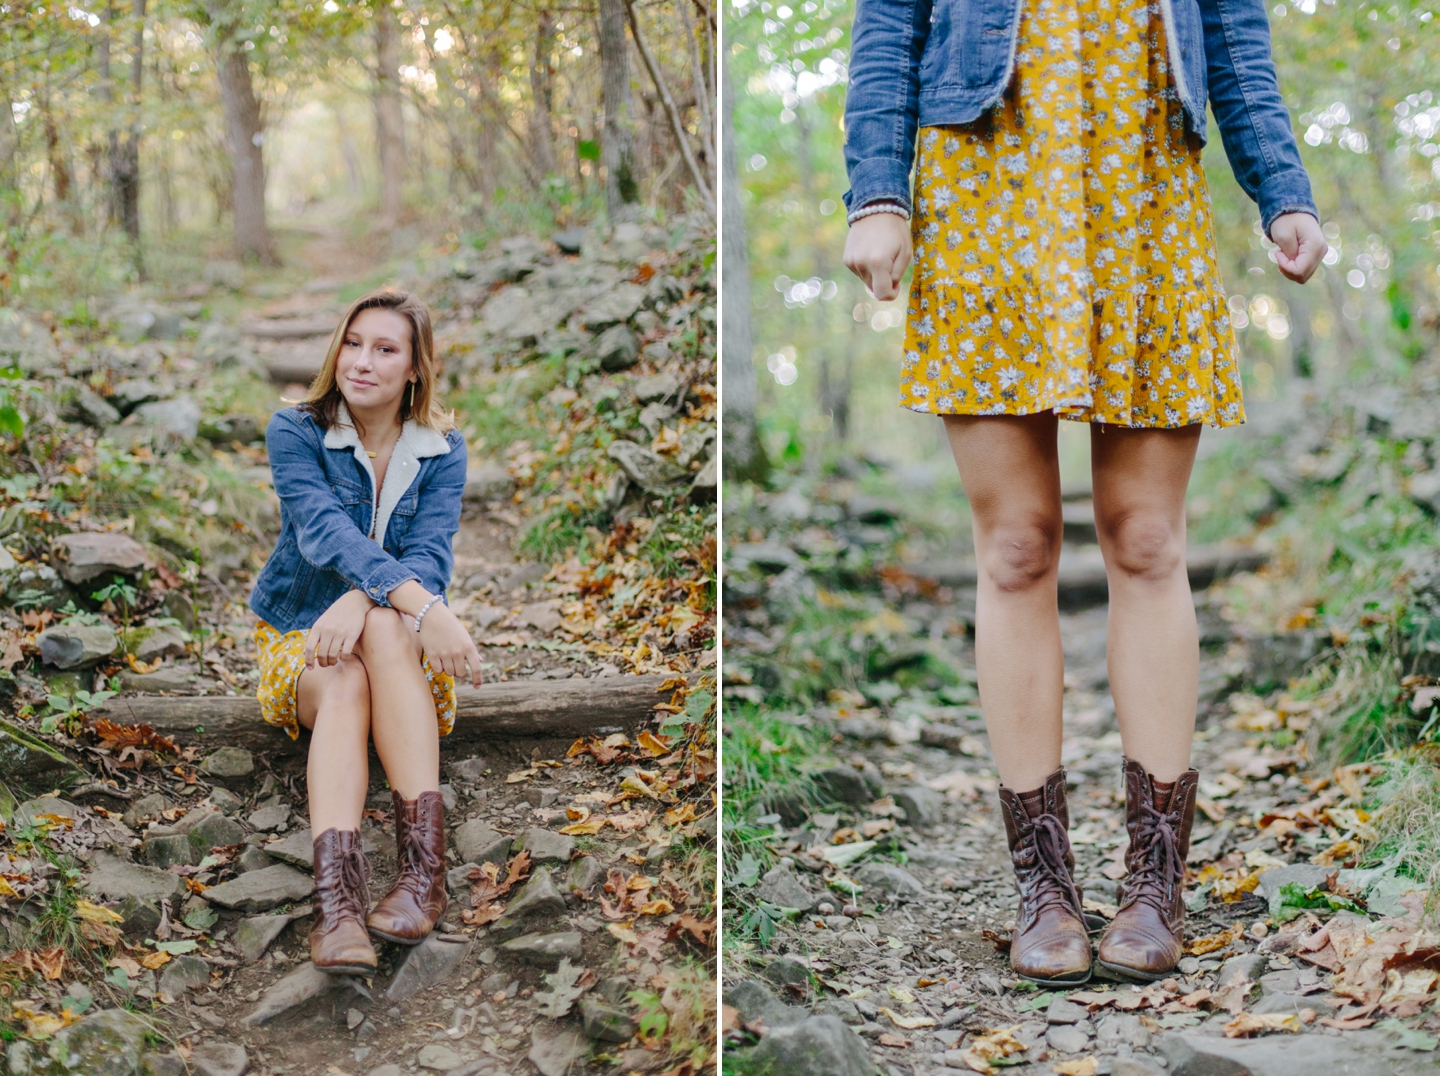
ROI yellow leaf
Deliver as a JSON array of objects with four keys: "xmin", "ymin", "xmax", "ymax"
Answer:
[
  {"xmin": 637, "ymin": 898, "xmax": 674, "ymax": 916},
  {"xmin": 664, "ymin": 803, "xmax": 697, "ymax": 827},
  {"xmin": 620, "ymin": 775, "xmax": 659, "ymax": 799},
  {"xmin": 1184, "ymin": 923, "xmax": 1245, "ymax": 956},
  {"xmin": 887, "ymin": 986, "xmax": 916, "ymax": 1004},
  {"xmin": 140, "ymin": 950, "xmax": 171, "ymax": 970},
  {"xmin": 606, "ymin": 923, "xmax": 638, "ymax": 945},
  {"xmin": 109, "ymin": 955, "xmax": 143, "ymax": 977},
  {"xmin": 75, "ymin": 899, "xmax": 124, "ymax": 925},
  {"xmin": 959, "ymin": 1026, "xmax": 1028, "ymax": 1073},
  {"xmin": 880, "ymin": 1007, "xmax": 936, "ymax": 1030},
  {"xmin": 506, "ymin": 768, "xmax": 538, "ymax": 784},
  {"xmin": 566, "ymin": 806, "xmax": 591, "ymax": 822},
  {"xmin": 559, "ymin": 818, "xmax": 608, "ymax": 835},
  {"xmin": 0, "ymin": 877, "xmax": 18, "ymax": 899},
  {"xmin": 601, "ymin": 733, "xmax": 630, "ymax": 749},
  {"xmin": 637, "ymin": 730, "xmax": 672, "ymax": 757},
  {"xmin": 1052, "ymin": 1059, "xmax": 1098, "ymax": 1076},
  {"xmin": 1223, "ymin": 1012, "xmax": 1301, "ymax": 1037}
]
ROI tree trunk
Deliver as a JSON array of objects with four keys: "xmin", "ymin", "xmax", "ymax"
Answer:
[
  {"xmin": 529, "ymin": 10, "xmax": 559, "ymax": 180},
  {"xmin": 114, "ymin": 0, "xmax": 146, "ymax": 277},
  {"xmin": 373, "ymin": 0, "xmax": 405, "ymax": 225},
  {"xmin": 212, "ymin": 12, "xmax": 277, "ymax": 264},
  {"xmin": 596, "ymin": 0, "xmax": 639, "ymax": 217},
  {"xmin": 720, "ymin": 53, "xmax": 769, "ymax": 481}
]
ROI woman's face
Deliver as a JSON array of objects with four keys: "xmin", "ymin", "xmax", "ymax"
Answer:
[{"xmin": 336, "ymin": 308, "xmax": 416, "ymax": 416}]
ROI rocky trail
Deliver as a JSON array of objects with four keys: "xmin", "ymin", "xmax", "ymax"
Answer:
[
  {"xmin": 0, "ymin": 216, "xmax": 718, "ymax": 1076},
  {"xmin": 721, "ymin": 465, "xmax": 1440, "ymax": 1076}
]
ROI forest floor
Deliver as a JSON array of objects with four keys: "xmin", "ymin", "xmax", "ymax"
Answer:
[
  {"xmin": 0, "ymin": 213, "xmax": 718, "ymax": 1076},
  {"xmin": 720, "ymin": 396, "xmax": 1440, "ymax": 1076}
]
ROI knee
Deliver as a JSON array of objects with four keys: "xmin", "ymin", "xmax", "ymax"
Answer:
[
  {"xmin": 315, "ymin": 661, "xmax": 371, "ymax": 718},
  {"xmin": 981, "ymin": 520, "xmax": 1060, "ymax": 593},
  {"xmin": 1101, "ymin": 512, "xmax": 1184, "ymax": 581},
  {"xmin": 357, "ymin": 605, "xmax": 411, "ymax": 655}
]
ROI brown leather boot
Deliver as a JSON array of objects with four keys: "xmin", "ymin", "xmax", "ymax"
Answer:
[
  {"xmin": 1096, "ymin": 758, "xmax": 1200, "ymax": 981},
  {"xmin": 309, "ymin": 829, "xmax": 377, "ymax": 975},
  {"xmin": 998, "ymin": 768, "xmax": 1092, "ymax": 986},
  {"xmin": 366, "ymin": 790, "xmax": 448, "ymax": 944}
]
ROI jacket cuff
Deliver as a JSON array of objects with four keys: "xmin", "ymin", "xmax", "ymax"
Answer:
[
  {"xmin": 359, "ymin": 564, "xmax": 420, "ymax": 607},
  {"xmin": 1257, "ymin": 168, "xmax": 1318, "ymax": 238},
  {"xmin": 843, "ymin": 157, "xmax": 915, "ymax": 218}
]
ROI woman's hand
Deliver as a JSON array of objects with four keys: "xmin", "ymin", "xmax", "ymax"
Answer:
[
  {"xmin": 417, "ymin": 601, "xmax": 484, "ymax": 688},
  {"xmin": 304, "ymin": 589, "xmax": 374, "ymax": 668},
  {"xmin": 843, "ymin": 211, "xmax": 912, "ymax": 302},
  {"xmin": 1272, "ymin": 213, "xmax": 1327, "ymax": 284}
]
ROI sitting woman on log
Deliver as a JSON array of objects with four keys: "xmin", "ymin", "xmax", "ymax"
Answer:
[{"xmin": 249, "ymin": 288, "xmax": 484, "ymax": 975}]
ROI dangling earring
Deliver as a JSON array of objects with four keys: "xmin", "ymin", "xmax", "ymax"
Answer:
[{"xmin": 409, "ymin": 380, "xmax": 416, "ymax": 411}]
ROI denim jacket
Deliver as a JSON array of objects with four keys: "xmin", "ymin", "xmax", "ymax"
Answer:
[
  {"xmin": 249, "ymin": 403, "xmax": 466, "ymax": 634},
  {"xmin": 843, "ymin": 0, "xmax": 1318, "ymax": 236}
]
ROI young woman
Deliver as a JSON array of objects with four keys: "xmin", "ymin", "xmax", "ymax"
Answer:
[
  {"xmin": 842, "ymin": 0, "xmax": 1325, "ymax": 983},
  {"xmin": 250, "ymin": 289, "xmax": 484, "ymax": 974}
]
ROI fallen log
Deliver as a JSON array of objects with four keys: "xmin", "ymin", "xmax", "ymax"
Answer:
[{"xmin": 93, "ymin": 674, "xmax": 673, "ymax": 755}]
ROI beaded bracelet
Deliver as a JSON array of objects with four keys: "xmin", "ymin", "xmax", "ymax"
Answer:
[
  {"xmin": 413, "ymin": 594, "xmax": 444, "ymax": 633},
  {"xmin": 847, "ymin": 203, "xmax": 911, "ymax": 225}
]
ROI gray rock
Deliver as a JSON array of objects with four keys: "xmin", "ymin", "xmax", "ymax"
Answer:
[
  {"xmin": 594, "ymin": 323, "xmax": 640, "ymax": 371},
  {"xmin": 514, "ymin": 827, "xmax": 574, "ymax": 865},
  {"xmin": 755, "ymin": 864, "xmax": 816, "ymax": 912},
  {"xmin": 638, "ymin": 401, "xmax": 674, "ymax": 439},
  {"xmin": 38, "ymin": 624, "xmax": 119, "ymax": 668},
  {"xmin": 200, "ymin": 413, "xmax": 262, "ymax": 444},
  {"xmin": 387, "ymin": 934, "xmax": 473, "ymax": 1001},
  {"xmin": 447, "ymin": 862, "xmax": 479, "ymax": 893},
  {"xmin": 580, "ymin": 997, "xmax": 636, "ymax": 1042},
  {"xmin": 132, "ymin": 396, "xmax": 201, "ymax": 441},
  {"xmin": 233, "ymin": 915, "xmax": 292, "ymax": 964},
  {"xmin": 464, "ymin": 462, "xmax": 516, "ymax": 504},
  {"xmin": 1110, "ymin": 1061, "xmax": 1164, "ymax": 1076},
  {"xmin": 86, "ymin": 852, "xmax": 187, "ymax": 903},
  {"xmin": 853, "ymin": 862, "xmax": 930, "ymax": 900},
  {"xmin": 125, "ymin": 625, "xmax": 188, "ymax": 663},
  {"xmin": 0, "ymin": 308, "xmax": 63, "ymax": 375},
  {"xmin": 73, "ymin": 388, "xmax": 121, "ymax": 427},
  {"xmin": 580, "ymin": 282, "xmax": 647, "ymax": 331},
  {"xmin": 1159, "ymin": 1029, "xmax": 1432, "ymax": 1076},
  {"xmin": 1247, "ymin": 631, "xmax": 1323, "ymax": 691},
  {"xmin": 567, "ymin": 855, "xmax": 605, "ymax": 898},
  {"xmin": 1095, "ymin": 1013, "xmax": 1151, "ymax": 1051},
  {"xmin": 191, "ymin": 811, "xmax": 246, "ymax": 852},
  {"xmin": 527, "ymin": 1023, "xmax": 587, "ymax": 1076},
  {"xmin": 453, "ymin": 819, "xmax": 513, "ymax": 866},
  {"xmin": 237, "ymin": 846, "xmax": 273, "ymax": 873},
  {"xmin": 264, "ymin": 828, "xmax": 317, "ymax": 869},
  {"xmin": 118, "ymin": 664, "xmax": 198, "ymax": 692},
  {"xmin": 144, "ymin": 833, "xmax": 199, "ymax": 870},
  {"xmin": 241, "ymin": 961, "xmax": 344, "ymax": 1027},
  {"xmin": 744, "ymin": 1014, "xmax": 879, "ymax": 1076},
  {"xmin": 110, "ymin": 379, "xmax": 161, "ymax": 413},
  {"xmin": 123, "ymin": 793, "xmax": 172, "ymax": 829},
  {"xmin": 1046, "ymin": 1023, "xmax": 1090, "ymax": 1053},
  {"xmin": 365, "ymin": 1067, "xmax": 403, "ymax": 1076},
  {"xmin": 493, "ymin": 866, "xmax": 566, "ymax": 937},
  {"xmin": 892, "ymin": 786, "xmax": 943, "ymax": 828},
  {"xmin": 1047, "ymin": 997, "xmax": 1088, "ymax": 1024},
  {"xmin": 815, "ymin": 997, "xmax": 863, "ymax": 1025},
  {"xmin": 500, "ymin": 930, "xmax": 582, "ymax": 968},
  {"xmin": 50, "ymin": 531, "xmax": 149, "ymax": 584},
  {"xmin": 524, "ymin": 786, "xmax": 560, "ymax": 808},
  {"xmin": 115, "ymin": 895, "xmax": 162, "ymax": 937},
  {"xmin": 1217, "ymin": 952, "xmax": 1267, "ymax": 987},
  {"xmin": 724, "ymin": 978, "xmax": 810, "ymax": 1030},
  {"xmin": 142, "ymin": 1052, "xmax": 188, "ymax": 1076},
  {"xmin": 200, "ymin": 747, "xmax": 254, "ymax": 778},
  {"xmin": 520, "ymin": 601, "xmax": 562, "ymax": 633},
  {"xmin": 204, "ymin": 864, "xmax": 314, "ymax": 912},
  {"xmin": 190, "ymin": 1041, "xmax": 249, "ymax": 1076},
  {"xmin": 633, "ymin": 373, "xmax": 681, "ymax": 405},
  {"xmin": 1259, "ymin": 969, "xmax": 1300, "ymax": 996},
  {"xmin": 446, "ymin": 757, "xmax": 487, "ymax": 783},
  {"xmin": 247, "ymin": 803, "xmax": 291, "ymax": 832},
  {"xmin": 812, "ymin": 764, "xmax": 883, "ymax": 806},
  {"xmin": 763, "ymin": 955, "xmax": 811, "ymax": 990},
  {"xmin": 607, "ymin": 441, "xmax": 686, "ymax": 492},
  {"xmin": 552, "ymin": 229, "xmax": 586, "ymax": 255},
  {"xmin": 1250, "ymin": 991, "xmax": 1336, "ymax": 1017},
  {"xmin": 0, "ymin": 718, "xmax": 83, "ymax": 788},
  {"xmin": 1411, "ymin": 470, "xmax": 1440, "ymax": 515},
  {"xmin": 158, "ymin": 954, "xmax": 210, "ymax": 999},
  {"xmin": 43, "ymin": 1009, "xmax": 150, "ymax": 1076},
  {"xmin": 416, "ymin": 1044, "xmax": 463, "ymax": 1071},
  {"xmin": 13, "ymin": 795, "xmax": 80, "ymax": 830},
  {"xmin": 690, "ymin": 454, "xmax": 717, "ymax": 502},
  {"xmin": 207, "ymin": 787, "xmax": 244, "ymax": 814}
]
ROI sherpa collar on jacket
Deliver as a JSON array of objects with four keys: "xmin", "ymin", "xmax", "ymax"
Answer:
[{"xmin": 322, "ymin": 400, "xmax": 452, "ymax": 547}]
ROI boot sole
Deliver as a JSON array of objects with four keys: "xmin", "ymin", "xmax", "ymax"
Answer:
[
  {"xmin": 1095, "ymin": 958, "xmax": 1170, "ymax": 983},
  {"xmin": 315, "ymin": 962, "xmax": 377, "ymax": 976},
  {"xmin": 1015, "ymin": 967, "xmax": 1092, "ymax": 988},
  {"xmin": 367, "ymin": 926, "xmax": 430, "ymax": 945}
]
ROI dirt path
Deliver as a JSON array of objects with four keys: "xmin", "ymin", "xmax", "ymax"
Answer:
[{"xmin": 721, "ymin": 478, "xmax": 1437, "ymax": 1076}]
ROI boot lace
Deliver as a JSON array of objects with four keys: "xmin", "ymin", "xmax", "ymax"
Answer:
[
  {"xmin": 321, "ymin": 841, "xmax": 371, "ymax": 920},
  {"xmin": 1122, "ymin": 799, "xmax": 1184, "ymax": 911},
  {"xmin": 394, "ymin": 812, "xmax": 442, "ymax": 896},
  {"xmin": 1014, "ymin": 812, "xmax": 1081, "ymax": 920}
]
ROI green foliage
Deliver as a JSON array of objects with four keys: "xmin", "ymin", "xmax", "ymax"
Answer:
[
  {"xmin": 40, "ymin": 689, "xmax": 116, "ymax": 737},
  {"xmin": 1275, "ymin": 881, "xmax": 1366, "ymax": 922}
]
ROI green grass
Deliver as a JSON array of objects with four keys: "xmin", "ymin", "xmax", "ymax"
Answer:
[{"xmin": 1362, "ymin": 747, "xmax": 1440, "ymax": 914}]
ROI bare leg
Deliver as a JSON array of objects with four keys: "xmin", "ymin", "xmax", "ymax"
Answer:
[
  {"xmin": 297, "ymin": 659, "xmax": 372, "ymax": 833},
  {"xmin": 1090, "ymin": 422, "xmax": 1202, "ymax": 782},
  {"xmin": 942, "ymin": 413, "xmax": 1065, "ymax": 791},
  {"xmin": 354, "ymin": 606, "xmax": 441, "ymax": 800}
]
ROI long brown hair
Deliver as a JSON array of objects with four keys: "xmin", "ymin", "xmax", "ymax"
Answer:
[{"xmin": 301, "ymin": 289, "xmax": 454, "ymax": 435}]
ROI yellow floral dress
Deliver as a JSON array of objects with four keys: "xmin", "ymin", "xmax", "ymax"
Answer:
[
  {"xmin": 900, "ymin": 0, "xmax": 1243, "ymax": 427},
  {"xmin": 254, "ymin": 621, "xmax": 457, "ymax": 741}
]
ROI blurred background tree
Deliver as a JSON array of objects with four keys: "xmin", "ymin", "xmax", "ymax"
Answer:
[
  {"xmin": 0, "ymin": 0, "xmax": 717, "ymax": 303},
  {"xmin": 727, "ymin": 0, "xmax": 1440, "ymax": 463}
]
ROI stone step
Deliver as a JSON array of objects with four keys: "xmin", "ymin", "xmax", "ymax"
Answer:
[{"xmin": 908, "ymin": 543, "xmax": 1266, "ymax": 610}]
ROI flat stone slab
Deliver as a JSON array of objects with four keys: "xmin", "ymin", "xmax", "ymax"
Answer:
[
  {"xmin": 386, "ymin": 934, "xmax": 473, "ymax": 1001},
  {"xmin": 453, "ymin": 819, "xmax": 513, "ymax": 866},
  {"xmin": 233, "ymin": 915, "xmax": 294, "ymax": 964},
  {"xmin": 1160, "ymin": 1028, "xmax": 1436, "ymax": 1076},
  {"xmin": 527, "ymin": 1023, "xmax": 587, "ymax": 1076},
  {"xmin": 200, "ymin": 747, "xmax": 254, "ymax": 778},
  {"xmin": 190, "ymin": 1042, "xmax": 249, "ymax": 1076},
  {"xmin": 513, "ymin": 827, "xmax": 573, "ymax": 865},
  {"xmin": 742, "ymin": 1014, "xmax": 878, "ymax": 1076},
  {"xmin": 86, "ymin": 852, "xmax": 187, "ymax": 903},
  {"xmin": 204, "ymin": 864, "xmax": 314, "ymax": 912},
  {"xmin": 247, "ymin": 803, "xmax": 291, "ymax": 831},
  {"xmin": 50, "ymin": 531, "xmax": 149, "ymax": 584},
  {"xmin": 242, "ymin": 962, "xmax": 346, "ymax": 1027},
  {"xmin": 500, "ymin": 931, "xmax": 582, "ymax": 968}
]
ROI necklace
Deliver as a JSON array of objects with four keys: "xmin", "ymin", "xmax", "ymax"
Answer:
[{"xmin": 362, "ymin": 424, "xmax": 402, "ymax": 461}]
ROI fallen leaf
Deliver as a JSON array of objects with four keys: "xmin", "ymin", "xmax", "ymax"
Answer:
[
  {"xmin": 140, "ymin": 950, "xmax": 171, "ymax": 970},
  {"xmin": 34, "ymin": 948, "xmax": 65, "ymax": 980},
  {"xmin": 960, "ymin": 1026, "xmax": 1028, "ymax": 1073},
  {"xmin": 878, "ymin": 1033, "xmax": 911, "ymax": 1048},
  {"xmin": 74, "ymin": 900, "xmax": 123, "ymax": 925},
  {"xmin": 664, "ymin": 802, "xmax": 697, "ymax": 827},
  {"xmin": 1184, "ymin": 922, "xmax": 1245, "ymax": 956},
  {"xmin": 1223, "ymin": 1012, "xmax": 1301, "ymax": 1037},
  {"xmin": 506, "ymin": 768, "xmax": 539, "ymax": 784},
  {"xmin": 637, "ymin": 730, "xmax": 672, "ymax": 756},
  {"xmin": 1052, "ymin": 1059, "xmax": 1098, "ymax": 1076},
  {"xmin": 880, "ymin": 1007, "xmax": 936, "ymax": 1030},
  {"xmin": 533, "ymin": 957, "xmax": 587, "ymax": 1018},
  {"xmin": 109, "ymin": 955, "xmax": 143, "ymax": 977}
]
